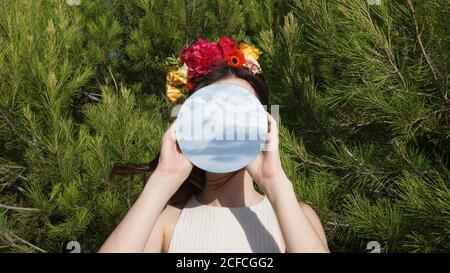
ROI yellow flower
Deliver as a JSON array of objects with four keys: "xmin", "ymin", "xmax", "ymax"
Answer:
[
  {"xmin": 166, "ymin": 63, "xmax": 188, "ymax": 103},
  {"xmin": 166, "ymin": 83, "xmax": 184, "ymax": 103},
  {"xmin": 239, "ymin": 43, "xmax": 261, "ymax": 60},
  {"xmin": 166, "ymin": 63, "xmax": 188, "ymax": 86}
]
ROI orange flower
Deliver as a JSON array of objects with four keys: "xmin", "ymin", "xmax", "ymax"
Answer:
[
  {"xmin": 239, "ymin": 43, "xmax": 261, "ymax": 60},
  {"xmin": 224, "ymin": 49, "xmax": 245, "ymax": 67}
]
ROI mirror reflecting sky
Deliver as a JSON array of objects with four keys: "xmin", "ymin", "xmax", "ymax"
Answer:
[{"xmin": 176, "ymin": 83, "xmax": 268, "ymax": 173}]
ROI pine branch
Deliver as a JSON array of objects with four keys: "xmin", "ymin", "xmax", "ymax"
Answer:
[
  {"xmin": 83, "ymin": 91, "xmax": 102, "ymax": 102},
  {"xmin": 0, "ymin": 108, "xmax": 38, "ymax": 149},
  {"xmin": 337, "ymin": 110, "xmax": 390, "ymax": 129},
  {"xmin": 107, "ymin": 65, "xmax": 119, "ymax": 93},
  {"xmin": 406, "ymin": 0, "xmax": 444, "ymax": 100},
  {"xmin": 326, "ymin": 219, "xmax": 350, "ymax": 233},
  {"xmin": 0, "ymin": 203, "xmax": 40, "ymax": 212},
  {"xmin": 362, "ymin": 3, "xmax": 406, "ymax": 86},
  {"xmin": 391, "ymin": 141, "xmax": 433, "ymax": 184},
  {"xmin": 0, "ymin": 229, "xmax": 46, "ymax": 253},
  {"xmin": 0, "ymin": 231, "xmax": 28, "ymax": 252},
  {"xmin": 408, "ymin": 107, "xmax": 450, "ymax": 130},
  {"xmin": 0, "ymin": 164, "xmax": 28, "ymax": 183}
]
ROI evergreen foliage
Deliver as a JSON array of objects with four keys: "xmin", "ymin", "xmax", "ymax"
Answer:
[{"xmin": 0, "ymin": 0, "xmax": 448, "ymax": 252}]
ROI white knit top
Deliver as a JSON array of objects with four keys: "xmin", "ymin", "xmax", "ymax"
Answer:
[{"xmin": 168, "ymin": 194, "xmax": 285, "ymax": 253}]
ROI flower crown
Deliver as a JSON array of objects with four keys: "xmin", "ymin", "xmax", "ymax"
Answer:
[{"xmin": 165, "ymin": 35, "xmax": 262, "ymax": 103}]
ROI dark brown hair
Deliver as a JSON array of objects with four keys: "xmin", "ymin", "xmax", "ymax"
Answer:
[{"xmin": 109, "ymin": 63, "xmax": 269, "ymax": 208}]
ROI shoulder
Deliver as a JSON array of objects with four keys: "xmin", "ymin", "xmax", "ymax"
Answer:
[
  {"xmin": 298, "ymin": 202, "xmax": 318, "ymax": 217},
  {"xmin": 297, "ymin": 201, "xmax": 323, "ymax": 228},
  {"xmin": 298, "ymin": 201, "xmax": 329, "ymax": 249}
]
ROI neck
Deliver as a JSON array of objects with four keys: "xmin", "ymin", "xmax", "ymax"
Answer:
[{"xmin": 195, "ymin": 169, "xmax": 263, "ymax": 207}]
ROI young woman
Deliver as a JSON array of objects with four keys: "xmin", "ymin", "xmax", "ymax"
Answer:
[{"xmin": 99, "ymin": 37, "xmax": 329, "ymax": 253}]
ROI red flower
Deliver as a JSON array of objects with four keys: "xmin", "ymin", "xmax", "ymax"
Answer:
[
  {"xmin": 185, "ymin": 79, "xmax": 197, "ymax": 92},
  {"xmin": 180, "ymin": 39, "xmax": 222, "ymax": 78},
  {"xmin": 218, "ymin": 35, "xmax": 238, "ymax": 57},
  {"xmin": 224, "ymin": 49, "xmax": 245, "ymax": 67}
]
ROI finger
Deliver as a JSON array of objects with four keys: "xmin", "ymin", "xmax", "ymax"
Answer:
[
  {"xmin": 263, "ymin": 113, "xmax": 279, "ymax": 152},
  {"xmin": 267, "ymin": 112, "xmax": 272, "ymax": 133},
  {"xmin": 161, "ymin": 120, "xmax": 178, "ymax": 152},
  {"xmin": 164, "ymin": 120, "xmax": 177, "ymax": 142},
  {"xmin": 175, "ymin": 139, "xmax": 183, "ymax": 154},
  {"xmin": 170, "ymin": 120, "xmax": 186, "ymax": 154},
  {"xmin": 264, "ymin": 113, "xmax": 277, "ymax": 141},
  {"xmin": 267, "ymin": 112, "xmax": 278, "ymax": 132},
  {"xmin": 263, "ymin": 112, "xmax": 272, "ymax": 146}
]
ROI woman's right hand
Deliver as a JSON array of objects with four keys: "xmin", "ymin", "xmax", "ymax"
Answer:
[{"xmin": 152, "ymin": 121, "xmax": 193, "ymax": 193}]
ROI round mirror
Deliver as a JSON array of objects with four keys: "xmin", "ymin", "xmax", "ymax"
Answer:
[{"xmin": 175, "ymin": 83, "xmax": 268, "ymax": 173}]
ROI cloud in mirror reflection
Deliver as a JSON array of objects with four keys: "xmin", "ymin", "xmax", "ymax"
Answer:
[{"xmin": 176, "ymin": 83, "xmax": 268, "ymax": 173}]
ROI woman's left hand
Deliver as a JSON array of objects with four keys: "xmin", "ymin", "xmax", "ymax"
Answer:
[{"xmin": 246, "ymin": 113, "xmax": 289, "ymax": 192}]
